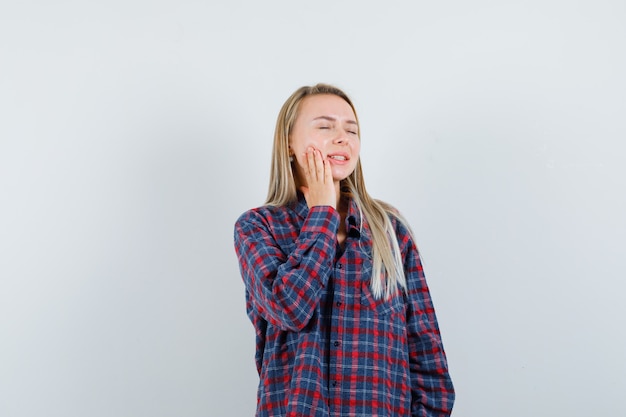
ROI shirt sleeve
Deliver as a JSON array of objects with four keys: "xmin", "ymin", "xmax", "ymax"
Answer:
[
  {"xmin": 396, "ymin": 220, "xmax": 455, "ymax": 416},
  {"xmin": 234, "ymin": 206, "xmax": 340, "ymax": 332}
]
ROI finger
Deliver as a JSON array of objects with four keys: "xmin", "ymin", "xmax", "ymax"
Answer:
[
  {"xmin": 324, "ymin": 155, "xmax": 333, "ymax": 184},
  {"xmin": 305, "ymin": 148, "xmax": 315, "ymax": 181},
  {"xmin": 314, "ymin": 149, "xmax": 324, "ymax": 181}
]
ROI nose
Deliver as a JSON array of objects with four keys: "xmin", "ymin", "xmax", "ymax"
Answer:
[{"xmin": 333, "ymin": 130, "xmax": 349, "ymax": 144}]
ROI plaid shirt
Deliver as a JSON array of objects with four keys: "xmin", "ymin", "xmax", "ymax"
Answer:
[{"xmin": 234, "ymin": 194, "xmax": 454, "ymax": 416}]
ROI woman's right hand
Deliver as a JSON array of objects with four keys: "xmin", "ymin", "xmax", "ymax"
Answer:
[{"xmin": 299, "ymin": 147, "xmax": 337, "ymax": 209}]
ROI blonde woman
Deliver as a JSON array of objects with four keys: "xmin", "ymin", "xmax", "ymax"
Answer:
[{"xmin": 234, "ymin": 84, "xmax": 454, "ymax": 416}]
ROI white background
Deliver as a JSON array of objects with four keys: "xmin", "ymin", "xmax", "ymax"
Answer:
[{"xmin": 1, "ymin": 1, "xmax": 625, "ymax": 416}]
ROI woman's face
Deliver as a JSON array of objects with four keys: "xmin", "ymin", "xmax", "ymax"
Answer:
[{"xmin": 289, "ymin": 94, "xmax": 361, "ymax": 187}]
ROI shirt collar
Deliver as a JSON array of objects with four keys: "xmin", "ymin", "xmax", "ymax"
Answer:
[
  {"xmin": 292, "ymin": 191, "xmax": 363, "ymax": 226},
  {"xmin": 293, "ymin": 193, "xmax": 311, "ymax": 220}
]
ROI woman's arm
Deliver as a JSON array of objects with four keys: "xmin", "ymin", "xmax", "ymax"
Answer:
[
  {"xmin": 234, "ymin": 206, "xmax": 339, "ymax": 332},
  {"xmin": 397, "ymin": 221, "xmax": 455, "ymax": 416}
]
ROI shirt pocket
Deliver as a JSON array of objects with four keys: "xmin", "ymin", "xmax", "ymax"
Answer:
[{"xmin": 359, "ymin": 264, "xmax": 404, "ymax": 316}]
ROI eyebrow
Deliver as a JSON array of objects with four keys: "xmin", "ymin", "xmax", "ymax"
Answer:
[{"xmin": 313, "ymin": 115, "xmax": 358, "ymax": 125}]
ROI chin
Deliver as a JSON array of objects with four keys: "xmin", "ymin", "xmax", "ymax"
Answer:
[{"xmin": 332, "ymin": 171, "xmax": 354, "ymax": 183}]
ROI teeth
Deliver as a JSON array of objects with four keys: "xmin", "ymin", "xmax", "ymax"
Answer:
[{"xmin": 329, "ymin": 155, "xmax": 347, "ymax": 161}]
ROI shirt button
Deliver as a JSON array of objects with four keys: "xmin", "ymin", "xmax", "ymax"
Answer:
[
  {"xmin": 337, "ymin": 263, "xmax": 342, "ymax": 269},
  {"xmin": 334, "ymin": 341, "xmax": 340, "ymax": 347},
  {"xmin": 336, "ymin": 301, "xmax": 342, "ymax": 307},
  {"xmin": 332, "ymin": 381, "xmax": 337, "ymax": 387}
]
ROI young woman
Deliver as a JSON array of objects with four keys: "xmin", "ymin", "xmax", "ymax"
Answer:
[{"xmin": 234, "ymin": 84, "xmax": 454, "ymax": 416}]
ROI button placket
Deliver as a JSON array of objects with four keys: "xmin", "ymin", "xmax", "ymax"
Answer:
[{"xmin": 329, "ymin": 256, "xmax": 347, "ymax": 395}]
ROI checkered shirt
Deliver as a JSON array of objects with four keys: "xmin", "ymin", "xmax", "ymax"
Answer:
[{"xmin": 234, "ymin": 194, "xmax": 454, "ymax": 416}]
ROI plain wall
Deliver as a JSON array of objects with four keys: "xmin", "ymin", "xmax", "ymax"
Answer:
[{"xmin": 1, "ymin": 1, "xmax": 625, "ymax": 416}]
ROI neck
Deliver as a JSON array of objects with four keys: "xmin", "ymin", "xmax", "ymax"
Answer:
[
  {"xmin": 336, "ymin": 182, "xmax": 349, "ymax": 218},
  {"xmin": 334, "ymin": 180, "xmax": 342, "ymax": 207}
]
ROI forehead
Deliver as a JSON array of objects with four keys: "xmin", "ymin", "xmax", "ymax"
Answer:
[{"xmin": 298, "ymin": 94, "xmax": 356, "ymax": 120}]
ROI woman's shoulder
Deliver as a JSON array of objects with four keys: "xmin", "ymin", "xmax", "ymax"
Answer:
[
  {"xmin": 374, "ymin": 199, "xmax": 415, "ymax": 241},
  {"xmin": 374, "ymin": 199, "xmax": 404, "ymax": 224},
  {"xmin": 235, "ymin": 203, "xmax": 297, "ymax": 228},
  {"xmin": 234, "ymin": 203, "xmax": 304, "ymax": 247},
  {"xmin": 375, "ymin": 199, "xmax": 400, "ymax": 216}
]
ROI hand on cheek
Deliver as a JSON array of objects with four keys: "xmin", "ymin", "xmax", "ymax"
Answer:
[{"xmin": 299, "ymin": 147, "xmax": 336, "ymax": 209}]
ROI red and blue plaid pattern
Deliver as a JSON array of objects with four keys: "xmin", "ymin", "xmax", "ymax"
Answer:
[{"xmin": 234, "ymin": 195, "xmax": 454, "ymax": 416}]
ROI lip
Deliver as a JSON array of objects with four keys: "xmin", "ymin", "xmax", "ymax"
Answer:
[{"xmin": 326, "ymin": 152, "xmax": 350, "ymax": 163}]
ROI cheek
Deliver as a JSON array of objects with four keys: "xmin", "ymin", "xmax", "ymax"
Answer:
[
  {"xmin": 291, "ymin": 136, "xmax": 308, "ymax": 150},
  {"xmin": 352, "ymin": 141, "xmax": 361, "ymax": 157},
  {"xmin": 293, "ymin": 154, "xmax": 306, "ymax": 168},
  {"xmin": 292, "ymin": 139, "xmax": 326, "ymax": 158}
]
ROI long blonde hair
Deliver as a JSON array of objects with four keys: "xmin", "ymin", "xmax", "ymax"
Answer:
[{"xmin": 266, "ymin": 83, "xmax": 408, "ymax": 299}]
